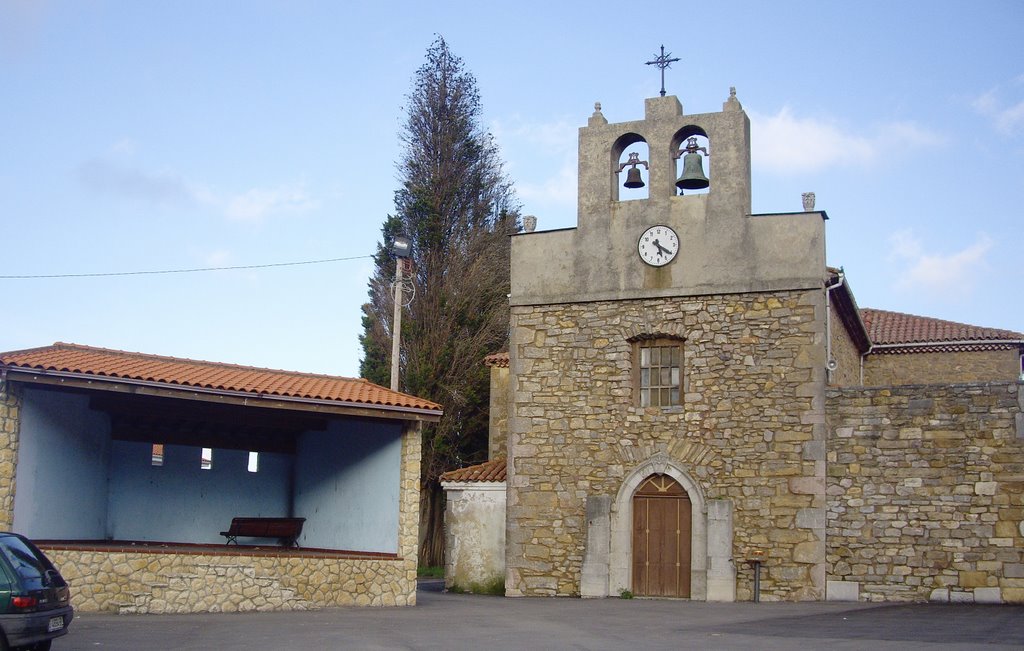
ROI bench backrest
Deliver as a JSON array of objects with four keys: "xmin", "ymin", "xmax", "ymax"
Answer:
[{"xmin": 228, "ymin": 517, "xmax": 305, "ymax": 538}]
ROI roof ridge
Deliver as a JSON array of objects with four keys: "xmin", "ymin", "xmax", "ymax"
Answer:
[
  {"xmin": 860, "ymin": 309, "xmax": 1024, "ymax": 340},
  {"xmin": 2, "ymin": 342, "xmax": 442, "ymax": 413},
  {"xmin": 48, "ymin": 342, "xmax": 366, "ymax": 383}
]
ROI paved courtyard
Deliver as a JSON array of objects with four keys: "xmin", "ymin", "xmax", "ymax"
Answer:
[{"xmin": 62, "ymin": 581, "xmax": 1024, "ymax": 650}]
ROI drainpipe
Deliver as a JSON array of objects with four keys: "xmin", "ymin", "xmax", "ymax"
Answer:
[{"xmin": 824, "ymin": 271, "xmax": 846, "ymax": 383}]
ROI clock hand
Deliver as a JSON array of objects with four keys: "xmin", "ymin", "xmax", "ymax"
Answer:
[{"xmin": 653, "ymin": 239, "xmax": 671, "ymax": 256}]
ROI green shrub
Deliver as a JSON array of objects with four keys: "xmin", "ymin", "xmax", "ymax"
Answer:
[
  {"xmin": 448, "ymin": 575, "xmax": 505, "ymax": 596},
  {"xmin": 417, "ymin": 565, "xmax": 444, "ymax": 578}
]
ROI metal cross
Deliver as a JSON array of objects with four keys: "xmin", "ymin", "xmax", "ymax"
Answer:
[{"xmin": 645, "ymin": 45, "xmax": 680, "ymax": 97}]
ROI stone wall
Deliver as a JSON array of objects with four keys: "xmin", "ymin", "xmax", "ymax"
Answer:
[
  {"xmin": 826, "ymin": 382, "xmax": 1024, "ymax": 603},
  {"xmin": 864, "ymin": 349, "xmax": 1020, "ymax": 386},
  {"xmin": 507, "ymin": 289, "xmax": 828, "ymax": 601},
  {"xmin": 0, "ymin": 383, "xmax": 20, "ymax": 530},
  {"xmin": 488, "ymin": 366, "xmax": 509, "ymax": 460},
  {"xmin": 43, "ymin": 547, "xmax": 415, "ymax": 613},
  {"xmin": 828, "ymin": 302, "xmax": 861, "ymax": 388}
]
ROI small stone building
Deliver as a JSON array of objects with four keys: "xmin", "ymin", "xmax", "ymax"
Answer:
[
  {"xmin": 445, "ymin": 90, "xmax": 1024, "ymax": 604},
  {"xmin": 440, "ymin": 457, "xmax": 507, "ymax": 592},
  {"xmin": 0, "ymin": 342, "xmax": 442, "ymax": 613}
]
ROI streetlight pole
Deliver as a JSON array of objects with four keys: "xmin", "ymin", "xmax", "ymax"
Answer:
[{"xmin": 390, "ymin": 235, "xmax": 411, "ymax": 392}]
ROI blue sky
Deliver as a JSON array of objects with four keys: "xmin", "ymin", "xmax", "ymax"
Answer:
[{"xmin": 2, "ymin": 1, "xmax": 1022, "ymax": 377}]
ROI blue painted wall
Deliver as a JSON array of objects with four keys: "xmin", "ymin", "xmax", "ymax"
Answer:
[
  {"xmin": 294, "ymin": 420, "xmax": 403, "ymax": 552},
  {"xmin": 13, "ymin": 387, "xmax": 111, "ymax": 539},
  {"xmin": 107, "ymin": 443, "xmax": 293, "ymax": 543},
  {"xmin": 10, "ymin": 385, "xmax": 405, "ymax": 551}
]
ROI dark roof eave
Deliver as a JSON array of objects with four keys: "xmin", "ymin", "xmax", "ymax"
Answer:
[
  {"xmin": 829, "ymin": 275, "xmax": 871, "ymax": 354},
  {"xmin": 1, "ymin": 367, "xmax": 443, "ymax": 422}
]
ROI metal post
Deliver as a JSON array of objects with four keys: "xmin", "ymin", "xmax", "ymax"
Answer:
[
  {"xmin": 752, "ymin": 560, "xmax": 761, "ymax": 603},
  {"xmin": 390, "ymin": 259, "xmax": 403, "ymax": 392}
]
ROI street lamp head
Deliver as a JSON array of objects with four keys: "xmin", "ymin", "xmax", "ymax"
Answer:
[{"xmin": 392, "ymin": 235, "xmax": 411, "ymax": 258}]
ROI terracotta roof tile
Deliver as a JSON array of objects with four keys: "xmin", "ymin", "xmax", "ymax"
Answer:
[
  {"xmin": 440, "ymin": 457, "xmax": 507, "ymax": 483},
  {"xmin": 484, "ymin": 352, "xmax": 509, "ymax": 368},
  {"xmin": 0, "ymin": 343, "xmax": 442, "ymax": 413},
  {"xmin": 861, "ymin": 309, "xmax": 1024, "ymax": 353}
]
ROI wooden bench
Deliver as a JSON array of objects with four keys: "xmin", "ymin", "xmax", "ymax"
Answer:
[{"xmin": 220, "ymin": 517, "xmax": 306, "ymax": 547}]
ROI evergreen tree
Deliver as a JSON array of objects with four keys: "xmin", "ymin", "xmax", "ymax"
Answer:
[{"xmin": 359, "ymin": 36, "xmax": 519, "ymax": 566}]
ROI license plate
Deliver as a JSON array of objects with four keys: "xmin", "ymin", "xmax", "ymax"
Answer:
[{"xmin": 47, "ymin": 616, "xmax": 63, "ymax": 632}]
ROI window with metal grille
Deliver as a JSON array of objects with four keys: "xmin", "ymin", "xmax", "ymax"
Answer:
[{"xmin": 635, "ymin": 339, "xmax": 683, "ymax": 407}]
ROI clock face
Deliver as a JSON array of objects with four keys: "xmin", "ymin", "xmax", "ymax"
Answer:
[{"xmin": 638, "ymin": 225, "xmax": 679, "ymax": 267}]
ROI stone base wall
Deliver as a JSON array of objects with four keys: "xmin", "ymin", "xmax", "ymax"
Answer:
[
  {"xmin": 0, "ymin": 383, "xmax": 21, "ymax": 530},
  {"xmin": 43, "ymin": 547, "xmax": 416, "ymax": 613},
  {"xmin": 507, "ymin": 290, "xmax": 827, "ymax": 601},
  {"xmin": 826, "ymin": 382, "xmax": 1024, "ymax": 603}
]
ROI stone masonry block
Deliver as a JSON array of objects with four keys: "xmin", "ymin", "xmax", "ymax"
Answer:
[
  {"xmin": 959, "ymin": 571, "xmax": 989, "ymax": 588},
  {"xmin": 789, "ymin": 476, "xmax": 825, "ymax": 495},
  {"xmin": 796, "ymin": 508, "xmax": 825, "ymax": 529},
  {"xmin": 929, "ymin": 588, "xmax": 949, "ymax": 602},
  {"xmin": 975, "ymin": 482, "xmax": 997, "ymax": 496},
  {"xmin": 1005, "ymin": 563, "xmax": 1024, "ymax": 579},
  {"xmin": 802, "ymin": 440, "xmax": 825, "ymax": 462},
  {"xmin": 826, "ymin": 580, "xmax": 859, "ymax": 602},
  {"xmin": 974, "ymin": 587, "xmax": 1002, "ymax": 604}
]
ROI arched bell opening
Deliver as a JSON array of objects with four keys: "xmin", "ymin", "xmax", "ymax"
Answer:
[
  {"xmin": 671, "ymin": 126, "xmax": 710, "ymax": 196},
  {"xmin": 611, "ymin": 132, "xmax": 649, "ymax": 202}
]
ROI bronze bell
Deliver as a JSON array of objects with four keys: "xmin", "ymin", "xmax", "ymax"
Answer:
[
  {"xmin": 676, "ymin": 151, "xmax": 709, "ymax": 190},
  {"xmin": 624, "ymin": 166, "xmax": 645, "ymax": 189}
]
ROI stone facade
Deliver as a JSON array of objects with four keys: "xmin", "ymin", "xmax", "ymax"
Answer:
[
  {"xmin": 507, "ymin": 289, "xmax": 828, "ymax": 601},
  {"xmin": 864, "ymin": 349, "xmax": 1020, "ymax": 387},
  {"xmin": 0, "ymin": 383, "xmax": 20, "ymax": 530},
  {"xmin": 826, "ymin": 382, "xmax": 1024, "ymax": 603},
  {"xmin": 487, "ymin": 92, "xmax": 1024, "ymax": 604}
]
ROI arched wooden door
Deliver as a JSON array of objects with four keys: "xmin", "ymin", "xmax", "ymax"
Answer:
[{"xmin": 632, "ymin": 474, "xmax": 691, "ymax": 597}]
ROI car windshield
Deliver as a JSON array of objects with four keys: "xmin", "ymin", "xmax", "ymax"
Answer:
[{"xmin": 0, "ymin": 536, "xmax": 61, "ymax": 590}]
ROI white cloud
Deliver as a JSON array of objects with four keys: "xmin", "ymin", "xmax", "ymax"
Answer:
[
  {"xmin": 220, "ymin": 184, "xmax": 319, "ymax": 222},
  {"xmin": 971, "ymin": 82, "xmax": 1024, "ymax": 134},
  {"xmin": 492, "ymin": 116, "xmax": 578, "ymax": 208},
  {"xmin": 109, "ymin": 138, "xmax": 139, "ymax": 157},
  {"xmin": 204, "ymin": 249, "xmax": 233, "ymax": 266},
  {"xmin": 888, "ymin": 230, "xmax": 993, "ymax": 296},
  {"xmin": 78, "ymin": 159, "xmax": 192, "ymax": 205},
  {"xmin": 78, "ymin": 150, "xmax": 318, "ymax": 222},
  {"xmin": 750, "ymin": 108, "xmax": 942, "ymax": 175}
]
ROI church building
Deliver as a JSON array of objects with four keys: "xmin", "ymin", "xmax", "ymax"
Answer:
[{"xmin": 442, "ymin": 89, "xmax": 1024, "ymax": 604}]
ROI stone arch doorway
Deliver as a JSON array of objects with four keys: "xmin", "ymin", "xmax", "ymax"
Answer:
[
  {"xmin": 607, "ymin": 456, "xmax": 710, "ymax": 600},
  {"xmin": 632, "ymin": 474, "xmax": 691, "ymax": 597}
]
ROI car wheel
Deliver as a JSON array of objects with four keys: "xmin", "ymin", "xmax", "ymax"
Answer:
[{"xmin": 24, "ymin": 642, "xmax": 52, "ymax": 651}]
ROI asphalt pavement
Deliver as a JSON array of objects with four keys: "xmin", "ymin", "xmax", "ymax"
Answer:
[{"xmin": 60, "ymin": 580, "xmax": 1024, "ymax": 650}]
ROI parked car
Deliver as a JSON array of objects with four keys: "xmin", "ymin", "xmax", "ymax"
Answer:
[{"xmin": 0, "ymin": 533, "xmax": 72, "ymax": 650}]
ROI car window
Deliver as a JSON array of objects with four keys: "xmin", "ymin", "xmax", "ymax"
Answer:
[{"xmin": 0, "ymin": 537, "xmax": 59, "ymax": 590}]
